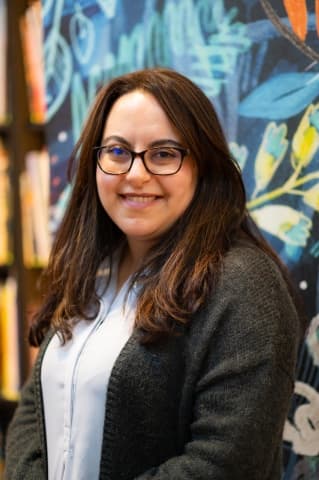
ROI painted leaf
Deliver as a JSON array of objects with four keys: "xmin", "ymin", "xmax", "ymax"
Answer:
[{"xmin": 239, "ymin": 73, "xmax": 319, "ymax": 119}]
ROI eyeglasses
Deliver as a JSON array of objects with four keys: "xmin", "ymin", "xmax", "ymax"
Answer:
[{"xmin": 93, "ymin": 145, "xmax": 189, "ymax": 175}]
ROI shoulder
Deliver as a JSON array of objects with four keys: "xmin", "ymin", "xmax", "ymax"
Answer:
[
  {"xmin": 191, "ymin": 242, "xmax": 301, "ymax": 372},
  {"xmin": 222, "ymin": 242, "xmax": 284, "ymax": 288},
  {"xmin": 217, "ymin": 241, "xmax": 298, "ymax": 322},
  {"xmin": 217, "ymin": 242, "xmax": 297, "ymax": 316}
]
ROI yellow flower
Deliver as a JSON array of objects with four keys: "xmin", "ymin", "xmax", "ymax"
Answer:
[
  {"xmin": 253, "ymin": 122, "xmax": 288, "ymax": 196},
  {"xmin": 292, "ymin": 103, "xmax": 319, "ymax": 169}
]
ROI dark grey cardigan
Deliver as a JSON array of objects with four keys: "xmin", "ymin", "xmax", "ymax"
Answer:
[{"xmin": 5, "ymin": 244, "xmax": 301, "ymax": 480}]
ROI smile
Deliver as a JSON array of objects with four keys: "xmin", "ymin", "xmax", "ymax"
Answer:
[{"xmin": 120, "ymin": 194, "xmax": 160, "ymax": 203}]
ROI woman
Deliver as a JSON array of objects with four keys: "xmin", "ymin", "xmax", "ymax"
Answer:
[{"xmin": 5, "ymin": 68, "xmax": 303, "ymax": 480}]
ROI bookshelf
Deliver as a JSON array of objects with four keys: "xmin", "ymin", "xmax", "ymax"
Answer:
[
  {"xmin": 0, "ymin": 0, "xmax": 48, "ymax": 457},
  {"xmin": 0, "ymin": 126, "xmax": 9, "ymax": 136},
  {"xmin": 7, "ymin": 0, "xmax": 46, "ymax": 384}
]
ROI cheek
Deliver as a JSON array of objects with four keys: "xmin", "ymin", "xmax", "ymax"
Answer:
[
  {"xmin": 175, "ymin": 166, "xmax": 197, "ymax": 207},
  {"xmin": 96, "ymin": 169, "xmax": 117, "ymax": 208},
  {"xmin": 179, "ymin": 184, "xmax": 196, "ymax": 213}
]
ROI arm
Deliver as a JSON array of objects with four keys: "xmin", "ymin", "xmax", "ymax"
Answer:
[
  {"xmin": 135, "ymin": 249, "xmax": 301, "ymax": 479},
  {"xmin": 4, "ymin": 360, "xmax": 46, "ymax": 479}
]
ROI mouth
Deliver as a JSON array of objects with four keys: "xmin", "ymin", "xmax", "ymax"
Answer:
[{"xmin": 120, "ymin": 194, "xmax": 160, "ymax": 203}]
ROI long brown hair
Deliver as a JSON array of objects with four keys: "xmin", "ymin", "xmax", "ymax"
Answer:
[{"xmin": 29, "ymin": 68, "xmax": 301, "ymax": 346}]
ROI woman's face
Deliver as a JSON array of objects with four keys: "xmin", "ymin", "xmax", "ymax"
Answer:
[{"xmin": 96, "ymin": 90, "xmax": 197, "ymax": 251}]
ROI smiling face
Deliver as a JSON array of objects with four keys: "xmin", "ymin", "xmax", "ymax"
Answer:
[{"xmin": 96, "ymin": 90, "xmax": 198, "ymax": 254}]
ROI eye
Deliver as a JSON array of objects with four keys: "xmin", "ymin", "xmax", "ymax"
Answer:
[
  {"xmin": 150, "ymin": 148, "xmax": 179, "ymax": 161},
  {"xmin": 107, "ymin": 146, "xmax": 129, "ymax": 157}
]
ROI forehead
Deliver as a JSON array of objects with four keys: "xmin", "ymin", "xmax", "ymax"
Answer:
[{"xmin": 102, "ymin": 90, "xmax": 181, "ymax": 143}]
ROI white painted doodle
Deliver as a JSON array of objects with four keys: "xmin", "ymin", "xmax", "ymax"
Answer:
[
  {"xmin": 42, "ymin": 0, "xmax": 55, "ymax": 19},
  {"xmin": 96, "ymin": 0, "xmax": 117, "ymax": 19},
  {"xmin": 44, "ymin": 0, "xmax": 73, "ymax": 121},
  {"xmin": 284, "ymin": 381, "xmax": 319, "ymax": 456},
  {"xmin": 306, "ymin": 314, "xmax": 319, "ymax": 366},
  {"xmin": 70, "ymin": 4, "xmax": 95, "ymax": 65}
]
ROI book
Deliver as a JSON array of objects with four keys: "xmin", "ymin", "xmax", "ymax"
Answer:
[
  {"xmin": 0, "ymin": 139, "xmax": 12, "ymax": 266},
  {"xmin": 0, "ymin": 276, "xmax": 19, "ymax": 400},
  {"xmin": 20, "ymin": 0, "xmax": 46, "ymax": 124},
  {"xmin": 20, "ymin": 149, "xmax": 51, "ymax": 267},
  {"xmin": 0, "ymin": 0, "xmax": 7, "ymax": 123}
]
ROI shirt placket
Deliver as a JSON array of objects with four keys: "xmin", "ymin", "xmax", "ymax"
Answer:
[{"xmin": 61, "ymin": 299, "xmax": 106, "ymax": 479}]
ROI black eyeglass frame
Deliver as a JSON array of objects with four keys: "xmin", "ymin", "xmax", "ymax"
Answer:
[{"xmin": 93, "ymin": 145, "xmax": 190, "ymax": 176}]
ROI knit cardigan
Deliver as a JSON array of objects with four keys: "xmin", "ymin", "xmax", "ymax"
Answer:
[{"xmin": 4, "ymin": 244, "xmax": 301, "ymax": 480}]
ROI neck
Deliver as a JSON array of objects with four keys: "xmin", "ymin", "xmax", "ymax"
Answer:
[
  {"xmin": 116, "ymin": 239, "xmax": 152, "ymax": 291},
  {"xmin": 126, "ymin": 238, "xmax": 155, "ymax": 268}
]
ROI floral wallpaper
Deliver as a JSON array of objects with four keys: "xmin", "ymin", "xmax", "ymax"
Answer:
[{"xmin": 41, "ymin": 0, "xmax": 319, "ymax": 477}]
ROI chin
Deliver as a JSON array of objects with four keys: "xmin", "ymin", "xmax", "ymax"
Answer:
[
  {"xmin": 124, "ymin": 229, "xmax": 161, "ymax": 242},
  {"xmin": 121, "ymin": 225, "xmax": 159, "ymax": 238}
]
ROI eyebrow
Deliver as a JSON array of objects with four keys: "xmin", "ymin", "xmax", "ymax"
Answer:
[{"xmin": 101, "ymin": 135, "xmax": 184, "ymax": 149}]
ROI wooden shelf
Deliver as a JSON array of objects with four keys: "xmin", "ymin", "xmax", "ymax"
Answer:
[
  {"xmin": 0, "ymin": 265, "xmax": 10, "ymax": 279},
  {"xmin": 0, "ymin": 123, "xmax": 10, "ymax": 136},
  {"xmin": 0, "ymin": 397, "xmax": 18, "ymax": 433},
  {"xmin": 28, "ymin": 121, "xmax": 46, "ymax": 130},
  {"xmin": 0, "ymin": 121, "xmax": 46, "ymax": 137}
]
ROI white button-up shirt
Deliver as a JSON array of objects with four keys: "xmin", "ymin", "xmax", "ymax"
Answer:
[{"xmin": 41, "ymin": 263, "xmax": 136, "ymax": 480}]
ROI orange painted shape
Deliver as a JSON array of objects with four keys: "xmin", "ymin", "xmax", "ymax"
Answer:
[{"xmin": 283, "ymin": 0, "xmax": 308, "ymax": 41}]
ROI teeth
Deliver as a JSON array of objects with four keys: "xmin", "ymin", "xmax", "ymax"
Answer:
[{"xmin": 124, "ymin": 195, "xmax": 156, "ymax": 202}]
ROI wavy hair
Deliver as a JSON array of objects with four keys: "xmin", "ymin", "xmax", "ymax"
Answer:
[{"xmin": 29, "ymin": 68, "xmax": 299, "ymax": 346}]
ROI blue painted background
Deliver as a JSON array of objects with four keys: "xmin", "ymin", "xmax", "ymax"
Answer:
[{"xmin": 41, "ymin": 0, "xmax": 319, "ymax": 477}]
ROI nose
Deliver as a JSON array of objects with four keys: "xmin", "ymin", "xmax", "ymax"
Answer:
[{"xmin": 125, "ymin": 155, "xmax": 151, "ymax": 183}]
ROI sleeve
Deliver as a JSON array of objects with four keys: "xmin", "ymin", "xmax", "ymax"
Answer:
[
  {"xmin": 4, "ymin": 364, "xmax": 46, "ymax": 479},
  {"xmin": 135, "ymin": 251, "xmax": 301, "ymax": 480}
]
